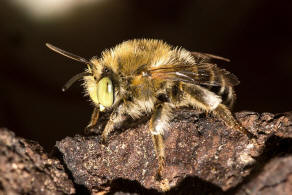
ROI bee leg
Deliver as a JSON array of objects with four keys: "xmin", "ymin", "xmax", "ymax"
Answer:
[
  {"xmin": 85, "ymin": 108, "xmax": 99, "ymax": 133},
  {"xmin": 150, "ymin": 103, "xmax": 172, "ymax": 191},
  {"xmin": 213, "ymin": 104, "xmax": 256, "ymax": 138},
  {"xmin": 182, "ymin": 83, "xmax": 254, "ymax": 138},
  {"xmin": 101, "ymin": 105, "xmax": 126, "ymax": 144},
  {"xmin": 152, "ymin": 134, "xmax": 165, "ymax": 180}
]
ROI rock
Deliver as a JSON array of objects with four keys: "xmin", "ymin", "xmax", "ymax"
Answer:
[
  {"xmin": 0, "ymin": 128, "xmax": 75, "ymax": 195},
  {"xmin": 56, "ymin": 110, "xmax": 292, "ymax": 194},
  {"xmin": 236, "ymin": 155, "xmax": 292, "ymax": 195},
  {"xmin": 1, "ymin": 110, "xmax": 291, "ymax": 194}
]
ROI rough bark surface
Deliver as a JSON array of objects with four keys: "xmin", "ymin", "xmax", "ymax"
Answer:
[
  {"xmin": 236, "ymin": 155, "xmax": 292, "ymax": 195},
  {"xmin": 54, "ymin": 110, "xmax": 292, "ymax": 194},
  {"xmin": 0, "ymin": 128, "xmax": 75, "ymax": 195},
  {"xmin": 1, "ymin": 111, "xmax": 291, "ymax": 194}
]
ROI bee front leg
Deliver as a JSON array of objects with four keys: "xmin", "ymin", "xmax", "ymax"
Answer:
[
  {"xmin": 84, "ymin": 108, "xmax": 102, "ymax": 135},
  {"xmin": 150, "ymin": 103, "xmax": 172, "ymax": 191},
  {"xmin": 86, "ymin": 108, "xmax": 99, "ymax": 129},
  {"xmin": 101, "ymin": 105, "xmax": 126, "ymax": 144}
]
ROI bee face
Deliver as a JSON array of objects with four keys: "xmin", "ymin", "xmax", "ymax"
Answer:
[
  {"xmin": 83, "ymin": 58, "xmax": 116, "ymax": 111},
  {"xmin": 47, "ymin": 39, "xmax": 248, "ymax": 190},
  {"xmin": 83, "ymin": 75, "xmax": 114, "ymax": 111}
]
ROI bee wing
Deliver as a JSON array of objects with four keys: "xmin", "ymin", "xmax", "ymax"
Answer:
[
  {"xmin": 190, "ymin": 51, "xmax": 230, "ymax": 62},
  {"xmin": 149, "ymin": 63, "xmax": 239, "ymax": 87}
]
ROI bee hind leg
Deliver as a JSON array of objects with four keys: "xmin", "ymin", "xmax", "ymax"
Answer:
[
  {"xmin": 213, "ymin": 104, "xmax": 256, "ymax": 138},
  {"xmin": 149, "ymin": 103, "xmax": 172, "ymax": 191},
  {"xmin": 182, "ymin": 83, "xmax": 254, "ymax": 138}
]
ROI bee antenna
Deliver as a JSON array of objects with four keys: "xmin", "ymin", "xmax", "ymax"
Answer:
[
  {"xmin": 62, "ymin": 72, "xmax": 91, "ymax": 92},
  {"xmin": 46, "ymin": 43, "xmax": 90, "ymax": 64}
]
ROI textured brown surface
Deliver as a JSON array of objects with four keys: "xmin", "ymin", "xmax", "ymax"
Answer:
[
  {"xmin": 236, "ymin": 155, "xmax": 292, "ymax": 195},
  {"xmin": 56, "ymin": 110, "xmax": 292, "ymax": 194},
  {"xmin": 0, "ymin": 128, "xmax": 75, "ymax": 195},
  {"xmin": 0, "ymin": 111, "xmax": 291, "ymax": 194}
]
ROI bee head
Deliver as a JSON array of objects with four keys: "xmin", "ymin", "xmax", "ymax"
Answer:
[{"xmin": 46, "ymin": 43, "xmax": 114, "ymax": 111}]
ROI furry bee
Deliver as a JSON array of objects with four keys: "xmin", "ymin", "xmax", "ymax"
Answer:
[{"xmin": 46, "ymin": 39, "xmax": 250, "ymax": 188}]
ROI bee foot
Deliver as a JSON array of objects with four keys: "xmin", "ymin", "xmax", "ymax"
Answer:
[
  {"xmin": 155, "ymin": 171, "xmax": 170, "ymax": 192},
  {"xmin": 84, "ymin": 125, "xmax": 102, "ymax": 135},
  {"xmin": 155, "ymin": 172, "xmax": 162, "ymax": 181},
  {"xmin": 159, "ymin": 178, "xmax": 170, "ymax": 192},
  {"xmin": 84, "ymin": 125, "xmax": 94, "ymax": 135},
  {"xmin": 99, "ymin": 136, "xmax": 109, "ymax": 146},
  {"xmin": 235, "ymin": 124, "xmax": 257, "ymax": 139}
]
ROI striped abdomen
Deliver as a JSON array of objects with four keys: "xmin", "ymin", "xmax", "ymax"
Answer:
[{"xmin": 197, "ymin": 64, "xmax": 239, "ymax": 108}]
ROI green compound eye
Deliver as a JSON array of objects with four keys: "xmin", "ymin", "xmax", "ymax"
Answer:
[{"xmin": 97, "ymin": 77, "xmax": 114, "ymax": 109}]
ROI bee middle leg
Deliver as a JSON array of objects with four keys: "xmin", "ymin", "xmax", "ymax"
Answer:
[{"xmin": 149, "ymin": 103, "xmax": 172, "ymax": 183}]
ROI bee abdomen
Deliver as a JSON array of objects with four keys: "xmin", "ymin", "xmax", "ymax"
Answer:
[
  {"xmin": 220, "ymin": 85, "xmax": 236, "ymax": 108},
  {"xmin": 168, "ymin": 81, "xmax": 182, "ymax": 103},
  {"xmin": 202, "ymin": 66, "xmax": 237, "ymax": 108},
  {"xmin": 207, "ymin": 82, "xmax": 236, "ymax": 108}
]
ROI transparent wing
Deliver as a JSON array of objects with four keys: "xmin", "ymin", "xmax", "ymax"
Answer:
[
  {"xmin": 190, "ymin": 51, "xmax": 230, "ymax": 62},
  {"xmin": 149, "ymin": 62, "xmax": 239, "ymax": 87}
]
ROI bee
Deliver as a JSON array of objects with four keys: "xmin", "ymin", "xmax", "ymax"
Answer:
[{"xmin": 46, "ymin": 39, "xmax": 251, "ymax": 190}]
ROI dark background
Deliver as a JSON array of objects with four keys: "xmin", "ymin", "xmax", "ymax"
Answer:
[{"xmin": 1, "ymin": 0, "xmax": 291, "ymax": 150}]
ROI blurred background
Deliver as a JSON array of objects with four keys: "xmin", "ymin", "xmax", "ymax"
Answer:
[{"xmin": 0, "ymin": 0, "xmax": 291, "ymax": 150}]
